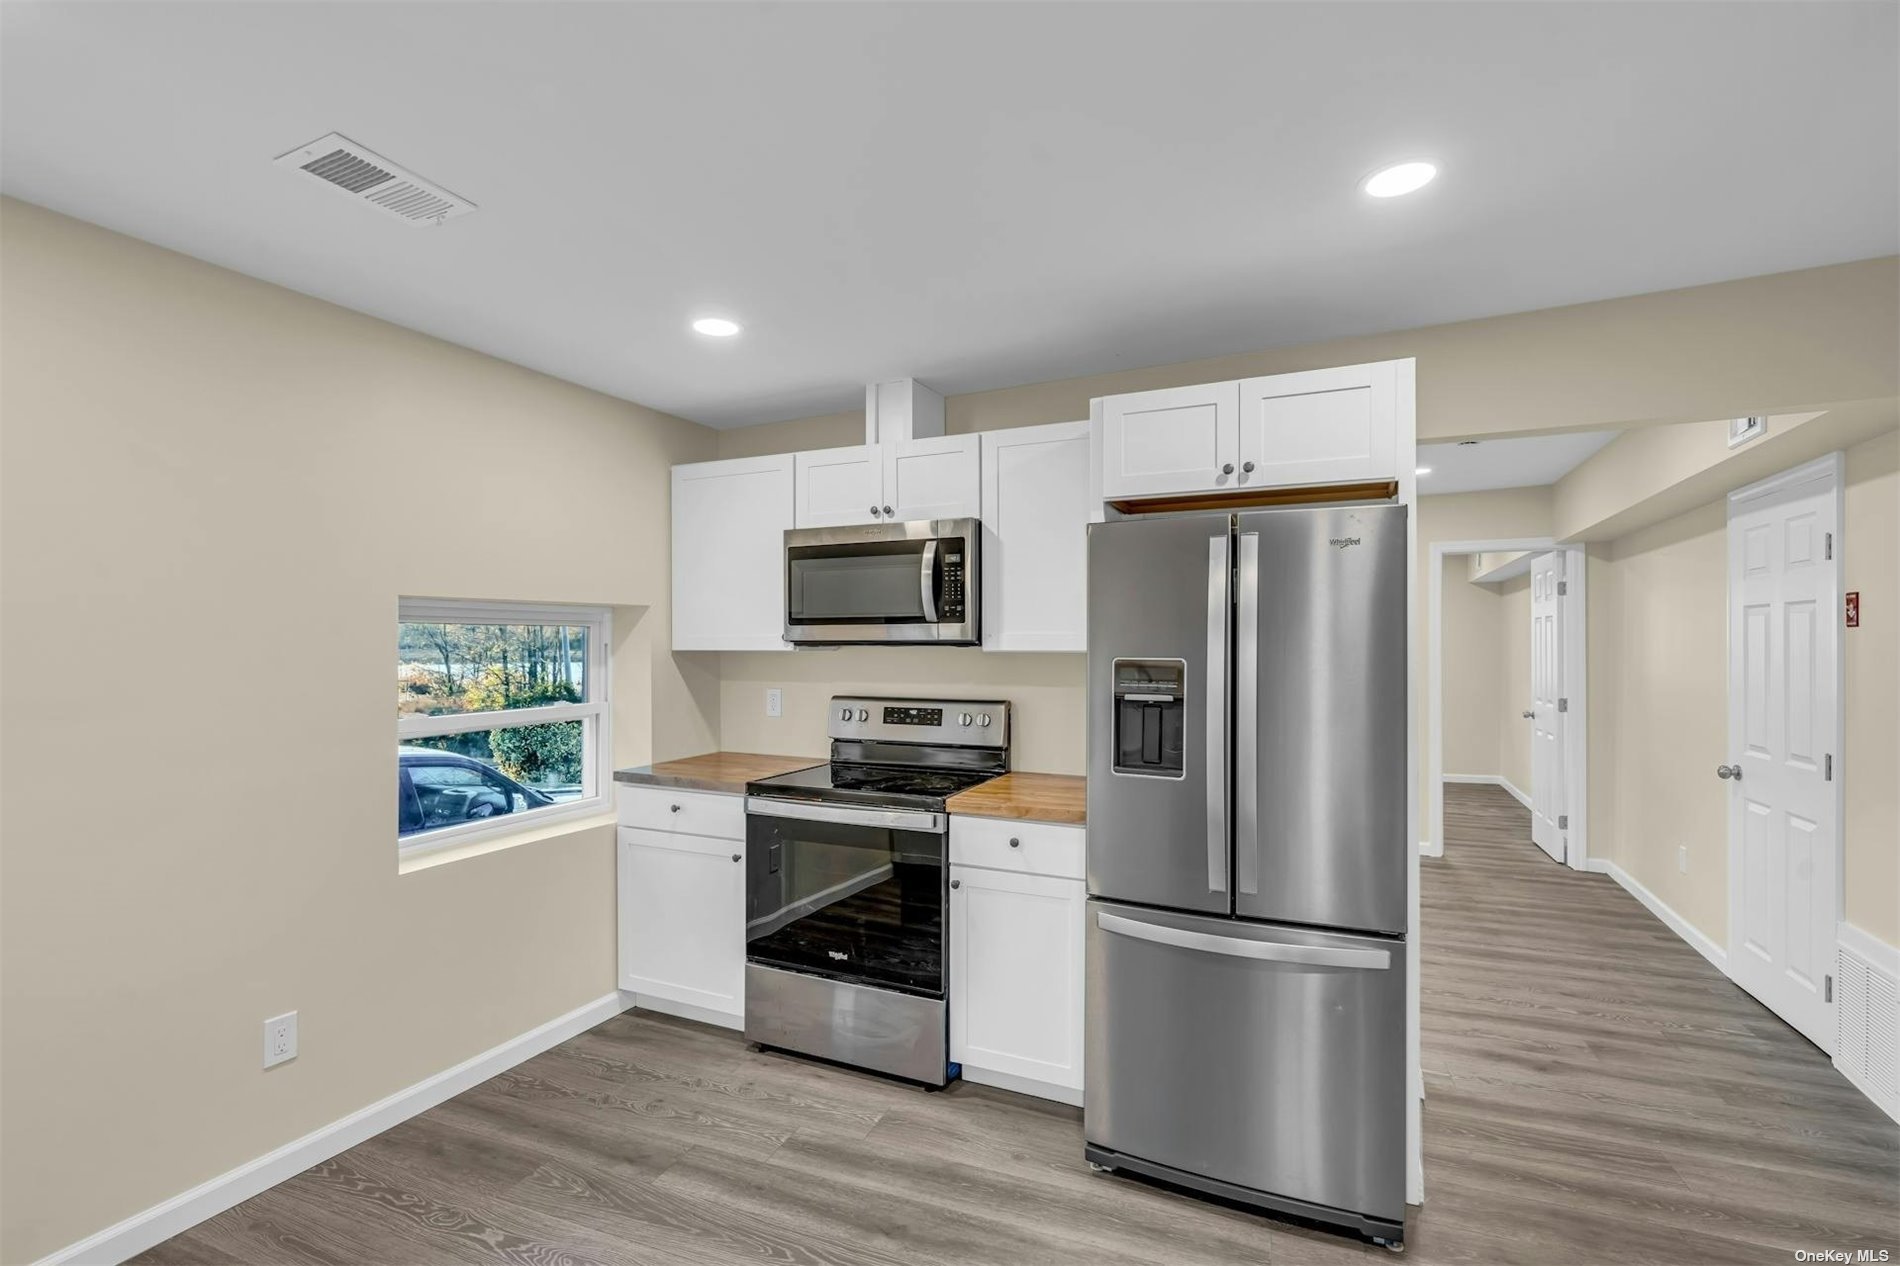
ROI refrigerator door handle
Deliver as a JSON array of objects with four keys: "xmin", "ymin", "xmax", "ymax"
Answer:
[
  {"xmin": 1097, "ymin": 911, "xmax": 1391, "ymax": 970},
  {"xmin": 1205, "ymin": 533, "xmax": 1229, "ymax": 894},
  {"xmin": 1234, "ymin": 530, "xmax": 1260, "ymax": 896}
]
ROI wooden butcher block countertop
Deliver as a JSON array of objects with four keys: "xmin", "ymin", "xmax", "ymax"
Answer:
[
  {"xmin": 946, "ymin": 772, "xmax": 1087, "ymax": 826},
  {"xmin": 614, "ymin": 752, "xmax": 823, "ymax": 795}
]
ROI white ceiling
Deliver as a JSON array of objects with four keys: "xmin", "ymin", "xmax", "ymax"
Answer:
[
  {"xmin": 3, "ymin": 3, "xmax": 1894, "ymax": 428},
  {"xmin": 1416, "ymin": 430, "xmax": 1619, "ymax": 494}
]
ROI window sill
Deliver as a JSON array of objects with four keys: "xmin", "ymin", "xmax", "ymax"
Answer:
[{"xmin": 399, "ymin": 800, "xmax": 616, "ymax": 874}]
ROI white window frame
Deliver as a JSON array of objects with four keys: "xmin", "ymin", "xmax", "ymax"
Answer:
[{"xmin": 398, "ymin": 597, "xmax": 612, "ymax": 854}]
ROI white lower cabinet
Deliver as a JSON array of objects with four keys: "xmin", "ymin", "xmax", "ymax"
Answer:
[
  {"xmin": 948, "ymin": 821, "xmax": 1087, "ymax": 1104},
  {"xmin": 618, "ymin": 824, "xmax": 745, "ymax": 1028}
]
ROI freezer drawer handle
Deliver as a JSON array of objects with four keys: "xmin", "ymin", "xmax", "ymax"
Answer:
[{"xmin": 1097, "ymin": 912, "xmax": 1391, "ymax": 970}]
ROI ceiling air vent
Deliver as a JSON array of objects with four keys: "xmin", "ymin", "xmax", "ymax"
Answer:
[{"xmin": 274, "ymin": 133, "xmax": 475, "ymax": 227}]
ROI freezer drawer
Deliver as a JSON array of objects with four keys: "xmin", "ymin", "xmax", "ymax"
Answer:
[{"xmin": 1083, "ymin": 899, "xmax": 1406, "ymax": 1226}]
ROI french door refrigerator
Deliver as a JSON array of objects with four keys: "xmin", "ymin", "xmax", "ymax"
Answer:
[{"xmin": 1083, "ymin": 504, "xmax": 1408, "ymax": 1249}]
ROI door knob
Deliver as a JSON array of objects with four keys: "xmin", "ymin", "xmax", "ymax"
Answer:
[
  {"xmin": 1521, "ymin": 711, "xmax": 1535, "ymax": 719},
  {"xmin": 950, "ymin": 879, "xmax": 961, "ymax": 890},
  {"xmin": 1221, "ymin": 463, "xmax": 1235, "ymax": 475},
  {"xmin": 1008, "ymin": 837, "xmax": 1021, "ymax": 849},
  {"xmin": 883, "ymin": 505, "xmax": 894, "ymax": 518},
  {"xmin": 670, "ymin": 803, "xmax": 682, "ymax": 813},
  {"xmin": 869, "ymin": 505, "xmax": 881, "ymax": 517},
  {"xmin": 731, "ymin": 853, "xmax": 741, "ymax": 863},
  {"xmin": 1716, "ymin": 764, "xmax": 1743, "ymax": 780},
  {"xmin": 1242, "ymin": 461, "xmax": 1255, "ymax": 473}
]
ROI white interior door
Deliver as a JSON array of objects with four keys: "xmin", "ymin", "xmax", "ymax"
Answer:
[
  {"xmin": 1726, "ymin": 459, "xmax": 1840, "ymax": 1053},
  {"xmin": 1529, "ymin": 551, "xmax": 1566, "ymax": 864}
]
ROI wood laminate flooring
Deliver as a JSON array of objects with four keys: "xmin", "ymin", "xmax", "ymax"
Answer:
[{"xmin": 138, "ymin": 784, "xmax": 1897, "ymax": 1265}]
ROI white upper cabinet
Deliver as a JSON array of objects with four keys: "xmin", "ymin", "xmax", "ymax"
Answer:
[
  {"xmin": 885, "ymin": 433, "xmax": 980, "ymax": 522},
  {"xmin": 794, "ymin": 437, "xmax": 980, "ymax": 527},
  {"xmin": 793, "ymin": 445, "xmax": 885, "ymax": 527},
  {"xmin": 1236, "ymin": 361, "xmax": 1399, "ymax": 489},
  {"xmin": 981, "ymin": 421, "xmax": 1091, "ymax": 651},
  {"xmin": 672, "ymin": 454, "xmax": 791, "ymax": 651},
  {"xmin": 1099, "ymin": 381, "xmax": 1240, "ymax": 500},
  {"xmin": 1096, "ymin": 360, "xmax": 1407, "ymax": 502}
]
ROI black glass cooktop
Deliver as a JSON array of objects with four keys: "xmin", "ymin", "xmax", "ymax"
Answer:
[{"xmin": 747, "ymin": 761, "xmax": 998, "ymax": 811}]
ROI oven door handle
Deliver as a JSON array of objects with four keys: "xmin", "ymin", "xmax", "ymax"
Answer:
[
  {"xmin": 920, "ymin": 539, "xmax": 940, "ymax": 623},
  {"xmin": 746, "ymin": 797, "xmax": 945, "ymax": 833}
]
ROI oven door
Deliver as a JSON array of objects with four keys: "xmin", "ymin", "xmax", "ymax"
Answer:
[
  {"xmin": 744, "ymin": 799, "xmax": 947, "ymax": 998},
  {"xmin": 784, "ymin": 520, "xmax": 977, "ymax": 645}
]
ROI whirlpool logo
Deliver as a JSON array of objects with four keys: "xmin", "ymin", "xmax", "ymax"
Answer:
[
  {"xmin": 1328, "ymin": 536, "xmax": 1363, "ymax": 549},
  {"xmin": 828, "ymin": 950, "xmax": 849, "ymax": 961}
]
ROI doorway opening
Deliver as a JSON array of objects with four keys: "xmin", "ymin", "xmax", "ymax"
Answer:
[{"xmin": 1425, "ymin": 537, "xmax": 1590, "ymax": 870}]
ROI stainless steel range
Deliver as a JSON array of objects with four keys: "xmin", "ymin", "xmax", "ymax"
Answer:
[{"xmin": 743, "ymin": 696, "xmax": 1010, "ymax": 1086}]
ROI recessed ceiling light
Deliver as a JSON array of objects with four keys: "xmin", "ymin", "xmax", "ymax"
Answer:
[
  {"xmin": 692, "ymin": 317, "xmax": 742, "ymax": 337},
  {"xmin": 1363, "ymin": 161, "xmax": 1437, "ymax": 198},
  {"xmin": 1416, "ymin": 466, "xmax": 1433, "ymax": 476}
]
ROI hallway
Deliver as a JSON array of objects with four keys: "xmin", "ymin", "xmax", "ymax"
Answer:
[{"xmin": 1416, "ymin": 783, "xmax": 1898, "ymax": 1260}]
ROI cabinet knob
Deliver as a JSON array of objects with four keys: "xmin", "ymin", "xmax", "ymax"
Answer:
[
  {"xmin": 1242, "ymin": 461, "xmax": 1255, "ymax": 473},
  {"xmin": 950, "ymin": 879, "xmax": 961, "ymax": 889},
  {"xmin": 1221, "ymin": 463, "xmax": 1235, "ymax": 475},
  {"xmin": 670, "ymin": 804, "xmax": 681, "ymax": 813},
  {"xmin": 869, "ymin": 505, "xmax": 881, "ymax": 517},
  {"xmin": 732, "ymin": 853, "xmax": 742, "ymax": 863},
  {"xmin": 1008, "ymin": 837, "xmax": 1021, "ymax": 849},
  {"xmin": 883, "ymin": 505, "xmax": 894, "ymax": 518}
]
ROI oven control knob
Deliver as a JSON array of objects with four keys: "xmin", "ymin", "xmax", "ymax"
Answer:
[
  {"xmin": 978, "ymin": 713, "xmax": 992, "ymax": 727},
  {"xmin": 856, "ymin": 708, "xmax": 870, "ymax": 722},
  {"xmin": 958, "ymin": 712, "xmax": 973, "ymax": 726},
  {"xmin": 839, "ymin": 707, "xmax": 853, "ymax": 722}
]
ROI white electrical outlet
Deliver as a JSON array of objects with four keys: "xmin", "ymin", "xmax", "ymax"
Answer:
[
  {"xmin": 263, "ymin": 1011, "xmax": 298, "ymax": 1068},
  {"xmin": 765, "ymin": 688, "xmax": 782, "ymax": 718},
  {"xmin": 1677, "ymin": 845, "xmax": 1688, "ymax": 874}
]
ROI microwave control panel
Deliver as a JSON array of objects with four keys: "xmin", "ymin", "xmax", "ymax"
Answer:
[{"xmin": 940, "ymin": 549, "xmax": 965, "ymax": 620}]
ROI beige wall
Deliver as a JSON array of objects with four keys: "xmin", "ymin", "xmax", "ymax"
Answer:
[
  {"xmin": 720, "ymin": 257, "xmax": 1898, "ymax": 455},
  {"xmin": 0, "ymin": 199, "xmax": 720, "ymax": 1263},
  {"xmin": 1495, "ymin": 573, "xmax": 1534, "ymax": 797},
  {"xmin": 1599, "ymin": 429, "xmax": 1899, "ymax": 948},
  {"xmin": 1843, "ymin": 431, "xmax": 1898, "ymax": 943},
  {"xmin": 719, "ymin": 650, "xmax": 1086, "ymax": 775},
  {"xmin": 1440, "ymin": 558, "xmax": 1503, "ymax": 779}
]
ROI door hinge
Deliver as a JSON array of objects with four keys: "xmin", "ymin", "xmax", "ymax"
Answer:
[
  {"xmin": 1825, "ymin": 753, "xmax": 1833, "ymax": 781},
  {"xmin": 1557, "ymin": 580, "xmax": 1568, "ymax": 596},
  {"xmin": 1558, "ymin": 814, "xmax": 1569, "ymax": 830},
  {"xmin": 1825, "ymin": 974, "xmax": 1833, "ymax": 1003},
  {"xmin": 1825, "ymin": 532, "xmax": 1833, "ymax": 560},
  {"xmin": 1557, "ymin": 697, "xmax": 1569, "ymax": 712}
]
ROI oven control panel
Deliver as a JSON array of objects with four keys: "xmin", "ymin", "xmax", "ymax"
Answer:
[{"xmin": 828, "ymin": 696, "xmax": 1010, "ymax": 747}]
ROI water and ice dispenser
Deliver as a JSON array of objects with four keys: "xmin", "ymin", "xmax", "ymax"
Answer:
[{"xmin": 1111, "ymin": 659, "xmax": 1186, "ymax": 777}]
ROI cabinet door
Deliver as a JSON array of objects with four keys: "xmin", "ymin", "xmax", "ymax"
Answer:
[
  {"xmin": 794, "ymin": 445, "xmax": 884, "ymax": 527},
  {"xmin": 884, "ymin": 433, "xmax": 980, "ymax": 522},
  {"xmin": 949, "ymin": 865, "xmax": 1086, "ymax": 1096},
  {"xmin": 1236, "ymin": 361, "xmax": 1398, "ymax": 488},
  {"xmin": 619, "ymin": 827, "xmax": 745, "ymax": 1021},
  {"xmin": 980, "ymin": 422, "xmax": 1089, "ymax": 651},
  {"xmin": 672, "ymin": 455, "xmax": 792, "ymax": 651},
  {"xmin": 1099, "ymin": 381, "xmax": 1240, "ymax": 500}
]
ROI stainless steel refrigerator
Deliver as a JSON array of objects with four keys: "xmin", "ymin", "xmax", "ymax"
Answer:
[{"xmin": 1083, "ymin": 504, "xmax": 1408, "ymax": 1249}]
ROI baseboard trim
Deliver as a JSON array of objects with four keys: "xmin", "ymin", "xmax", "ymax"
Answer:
[
  {"xmin": 1419, "ymin": 838, "xmax": 1443, "ymax": 858},
  {"xmin": 626, "ymin": 991, "xmax": 743, "ymax": 1032},
  {"xmin": 33, "ymin": 992, "xmax": 628, "ymax": 1266},
  {"xmin": 959, "ymin": 1064, "xmax": 1084, "ymax": 1107},
  {"xmin": 1444, "ymin": 773, "xmax": 1531, "ymax": 810},
  {"xmin": 1593, "ymin": 860, "xmax": 1727, "ymax": 973}
]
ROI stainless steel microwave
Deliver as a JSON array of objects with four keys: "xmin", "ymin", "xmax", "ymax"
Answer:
[{"xmin": 784, "ymin": 518, "xmax": 979, "ymax": 646}]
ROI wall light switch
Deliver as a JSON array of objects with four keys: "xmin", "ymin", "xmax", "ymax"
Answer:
[
  {"xmin": 264, "ymin": 1011, "xmax": 298, "ymax": 1069},
  {"xmin": 765, "ymin": 688, "xmax": 782, "ymax": 718},
  {"xmin": 1677, "ymin": 846, "xmax": 1688, "ymax": 875}
]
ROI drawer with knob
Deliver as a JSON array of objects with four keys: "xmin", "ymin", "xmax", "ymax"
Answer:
[
  {"xmin": 950, "ymin": 815, "xmax": 1085, "ymax": 881},
  {"xmin": 616, "ymin": 785, "xmax": 745, "ymax": 839}
]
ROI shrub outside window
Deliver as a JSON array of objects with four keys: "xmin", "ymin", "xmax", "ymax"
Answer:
[{"xmin": 398, "ymin": 599, "xmax": 610, "ymax": 849}]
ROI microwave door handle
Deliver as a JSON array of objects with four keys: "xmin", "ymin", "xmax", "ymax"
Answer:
[{"xmin": 920, "ymin": 539, "xmax": 939, "ymax": 622}]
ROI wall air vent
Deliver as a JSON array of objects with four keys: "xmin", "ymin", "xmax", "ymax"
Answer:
[{"xmin": 274, "ymin": 133, "xmax": 475, "ymax": 227}]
